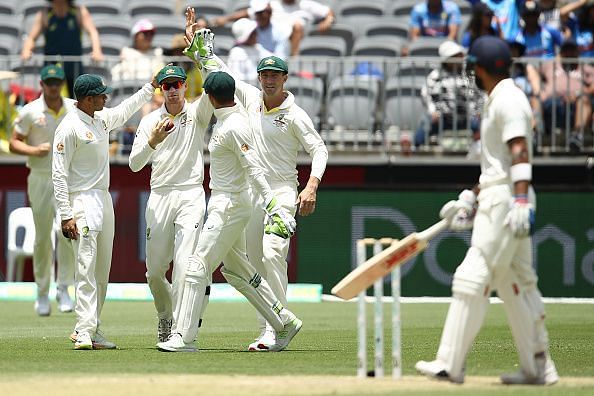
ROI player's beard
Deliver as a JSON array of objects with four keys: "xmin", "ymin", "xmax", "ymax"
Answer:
[{"xmin": 475, "ymin": 73, "xmax": 485, "ymax": 91}]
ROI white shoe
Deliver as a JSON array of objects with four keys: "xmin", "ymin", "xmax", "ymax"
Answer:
[
  {"xmin": 92, "ymin": 329, "xmax": 117, "ymax": 350},
  {"xmin": 56, "ymin": 286, "xmax": 74, "ymax": 313},
  {"xmin": 543, "ymin": 353, "xmax": 560, "ymax": 385},
  {"xmin": 268, "ymin": 317, "xmax": 302, "ymax": 352},
  {"xmin": 74, "ymin": 331, "xmax": 93, "ymax": 350},
  {"xmin": 415, "ymin": 360, "xmax": 464, "ymax": 384},
  {"xmin": 157, "ymin": 333, "xmax": 197, "ymax": 352},
  {"xmin": 248, "ymin": 327, "xmax": 276, "ymax": 352},
  {"xmin": 34, "ymin": 295, "xmax": 51, "ymax": 316},
  {"xmin": 157, "ymin": 318, "xmax": 173, "ymax": 343}
]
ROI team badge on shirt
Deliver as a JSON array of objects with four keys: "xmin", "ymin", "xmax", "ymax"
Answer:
[
  {"xmin": 82, "ymin": 226, "xmax": 89, "ymax": 238},
  {"xmin": 85, "ymin": 131, "xmax": 94, "ymax": 143},
  {"xmin": 241, "ymin": 143, "xmax": 249, "ymax": 152},
  {"xmin": 55, "ymin": 142, "xmax": 64, "ymax": 154},
  {"xmin": 273, "ymin": 113, "xmax": 287, "ymax": 128}
]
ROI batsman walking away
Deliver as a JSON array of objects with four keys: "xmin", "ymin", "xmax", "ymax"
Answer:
[{"xmin": 415, "ymin": 36, "xmax": 558, "ymax": 386}]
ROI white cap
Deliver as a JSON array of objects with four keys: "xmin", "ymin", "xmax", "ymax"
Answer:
[
  {"xmin": 250, "ymin": 0, "xmax": 271, "ymax": 13},
  {"xmin": 232, "ymin": 18, "xmax": 258, "ymax": 44},
  {"xmin": 438, "ymin": 40, "xmax": 466, "ymax": 62},
  {"xmin": 131, "ymin": 19, "xmax": 156, "ymax": 36}
]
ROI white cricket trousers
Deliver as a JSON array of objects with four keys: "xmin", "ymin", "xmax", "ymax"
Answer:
[
  {"xmin": 71, "ymin": 190, "xmax": 114, "ymax": 335},
  {"xmin": 28, "ymin": 170, "xmax": 74, "ymax": 297},
  {"xmin": 246, "ymin": 182, "xmax": 297, "ymax": 321},
  {"xmin": 145, "ymin": 186, "xmax": 205, "ymax": 322}
]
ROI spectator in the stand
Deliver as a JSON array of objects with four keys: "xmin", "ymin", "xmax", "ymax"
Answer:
[
  {"xmin": 249, "ymin": 0, "xmax": 292, "ymax": 59},
  {"xmin": 508, "ymin": 38, "xmax": 542, "ymax": 132},
  {"xmin": 539, "ymin": 38, "xmax": 594, "ymax": 151},
  {"xmin": 514, "ymin": 1, "xmax": 562, "ymax": 58},
  {"xmin": 467, "ymin": 0, "xmax": 524, "ymax": 41},
  {"xmin": 165, "ymin": 34, "xmax": 204, "ymax": 100},
  {"xmin": 539, "ymin": 0, "xmax": 570, "ymax": 33},
  {"xmin": 111, "ymin": 19, "xmax": 165, "ymax": 82},
  {"xmin": 415, "ymin": 41, "xmax": 481, "ymax": 147},
  {"xmin": 21, "ymin": 0, "xmax": 104, "ymax": 98},
  {"xmin": 211, "ymin": 0, "xmax": 334, "ymax": 57},
  {"xmin": 567, "ymin": 0, "xmax": 594, "ymax": 56},
  {"xmin": 409, "ymin": 0, "xmax": 462, "ymax": 41},
  {"xmin": 461, "ymin": 2, "xmax": 502, "ymax": 49},
  {"xmin": 228, "ymin": 19, "xmax": 274, "ymax": 85}
]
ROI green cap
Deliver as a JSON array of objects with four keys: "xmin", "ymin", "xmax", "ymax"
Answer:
[
  {"xmin": 40, "ymin": 64, "xmax": 65, "ymax": 81},
  {"xmin": 203, "ymin": 71, "xmax": 235, "ymax": 96},
  {"xmin": 73, "ymin": 74, "xmax": 113, "ymax": 99},
  {"xmin": 156, "ymin": 65, "xmax": 187, "ymax": 84},
  {"xmin": 257, "ymin": 56, "xmax": 288, "ymax": 73}
]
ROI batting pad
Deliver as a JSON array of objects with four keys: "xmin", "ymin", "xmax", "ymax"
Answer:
[
  {"xmin": 497, "ymin": 279, "xmax": 539, "ymax": 378},
  {"xmin": 436, "ymin": 292, "xmax": 489, "ymax": 380},
  {"xmin": 178, "ymin": 256, "xmax": 208, "ymax": 344},
  {"xmin": 220, "ymin": 266, "xmax": 285, "ymax": 332}
]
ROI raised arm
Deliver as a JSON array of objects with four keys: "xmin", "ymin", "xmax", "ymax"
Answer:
[
  {"xmin": 79, "ymin": 5, "xmax": 104, "ymax": 62},
  {"xmin": 21, "ymin": 11, "xmax": 44, "ymax": 60},
  {"xmin": 98, "ymin": 81, "xmax": 156, "ymax": 132}
]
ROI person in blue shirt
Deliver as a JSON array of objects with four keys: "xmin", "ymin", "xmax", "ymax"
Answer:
[
  {"xmin": 467, "ymin": 0, "xmax": 525, "ymax": 41},
  {"xmin": 570, "ymin": 1, "xmax": 594, "ymax": 56},
  {"xmin": 516, "ymin": 1, "xmax": 562, "ymax": 58},
  {"xmin": 461, "ymin": 2, "xmax": 502, "ymax": 48},
  {"xmin": 409, "ymin": 0, "xmax": 462, "ymax": 41}
]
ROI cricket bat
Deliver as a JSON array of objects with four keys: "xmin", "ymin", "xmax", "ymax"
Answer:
[{"xmin": 331, "ymin": 219, "xmax": 449, "ymax": 300}]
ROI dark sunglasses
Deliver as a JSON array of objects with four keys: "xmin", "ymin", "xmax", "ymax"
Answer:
[{"xmin": 161, "ymin": 80, "xmax": 184, "ymax": 91}]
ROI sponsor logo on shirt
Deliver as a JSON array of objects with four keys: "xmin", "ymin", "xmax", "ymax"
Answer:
[
  {"xmin": 241, "ymin": 143, "xmax": 249, "ymax": 152},
  {"xmin": 82, "ymin": 226, "xmax": 89, "ymax": 238},
  {"xmin": 272, "ymin": 113, "xmax": 288, "ymax": 131},
  {"xmin": 85, "ymin": 131, "xmax": 94, "ymax": 143}
]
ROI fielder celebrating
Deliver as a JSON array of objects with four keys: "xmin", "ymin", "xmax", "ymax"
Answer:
[
  {"xmin": 415, "ymin": 36, "xmax": 558, "ymax": 385},
  {"xmin": 184, "ymin": 8, "xmax": 328, "ymax": 351},
  {"xmin": 129, "ymin": 64, "xmax": 214, "ymax": 344},
  {"xmin": 9, "ymin": 64, "xmax": 75, "ymax": 316},
  {"xmin": 53, "ymin": 74, "xmax": 156, "ymax": 350},
  {"xmin": 157, "ymin": 71, "xmax": 301, "ymax": 353}
]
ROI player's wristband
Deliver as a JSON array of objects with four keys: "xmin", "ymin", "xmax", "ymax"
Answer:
[
  {"xmin": 513, "ymin": 194, "xmax": 529, "ymax": 204},
  {"xmin": 510, "ymin": 163, "xmax": 532, "ymax": 183}
]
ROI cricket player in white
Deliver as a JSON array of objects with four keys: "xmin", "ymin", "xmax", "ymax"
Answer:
[
  {"xmin": 416, "ymin": 36, "xmax": 558, "ymax": 385},
  {"xmin": 9, "ymin": 64, "xmax": 75, "ymax": 316},
  {"xmin": 53, "ymin": 74, "xmax": 156, "ymax": 350},
  {"xmin": 129, "ymin": 64, "xmax": 214, "ymax": 343},
  {"xmin": 184, "ymin": 9, "xmax": 328, "ymax": 351},
  {"xmin": 157, "ymin": 71, "xmax": 302, "ymax": 353}
]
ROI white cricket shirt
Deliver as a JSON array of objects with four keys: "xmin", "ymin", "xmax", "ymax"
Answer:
[
  {"xmin": 52, "ymin": 83, "xmax": 154, "ymax": 220},
  {"xmin": 128, "ymin": 95, "xmax": 213, "ymax": 191},
  {"xmin": 208, "ymin": 104, "xmax": 272, "ymax": 203},
  {"xmin": 13, "ymin": 96, "xmax": 76, "ymax": 170},
  {"xmin": 478, "ymin": 78, "xmax": 533, "ymax": 188},
  {"xmin": 234, "ymin": 82, "xmax": 328, "ymax": 185}
]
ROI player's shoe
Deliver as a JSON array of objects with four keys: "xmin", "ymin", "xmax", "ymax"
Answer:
[
  {"xmin": 35, "ymin": 295, "xmax": 51, "ymax": 316},
  {"xmin": 248, "ymin": 327, "xmax": 275, "ymax": 351},
  {"xmin": 157, "ymin": 318, "xmax": 173, "ymax": 343},
  {"xmin": 157, "ymin": 333, "xmax": 197, "ymax": 352},
  {"xmin": 415, "ymin": 360, "xmax": 464, "ymax": 384},
  {"xmin": 268, "ymin": 317, "xmax": 302, "ymax": 352},
  {"xmin": 92, "ymin": 329, "xmax": 117, "ymax": 350},
  {"xmin": 69, "ymin": 330, "xmax": 78, "ymax": 343},
  {"xmin": 501, "ymin": 352, "xmax": 557, "ymax": 385},
  {"xmin": 74, "ymin": 331, "xmax": 93, "ymax": 350},
  {"xmin": 56, "ymin": 285, "xmax": 73, "ymax": 313}
]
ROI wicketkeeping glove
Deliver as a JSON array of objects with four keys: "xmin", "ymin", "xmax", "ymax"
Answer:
[
  {"xmin": 439, "ymin": 189, "xmax": 477, "ymax": 231},
  {"xmin": 504, "ymin": 194, "xmax": 535, "ymax": 238},
  {"xmin": 183, "ymin": 28, "xmax": 218, "ymax": 71},
  {"xmin": 264, "ymin": 198, "xmax": 296, "ymax": 239}
]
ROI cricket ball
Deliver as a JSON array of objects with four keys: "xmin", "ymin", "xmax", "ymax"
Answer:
[{"xmin": 165, "ymin": 119, "xmax": 175, "ymax": 131}]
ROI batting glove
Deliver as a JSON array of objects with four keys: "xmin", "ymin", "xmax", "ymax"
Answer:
[
  {"xmin": 504, "ymin": 194, "xmax": 535, "ymax": 238},
  {"xmin": 183, "ymin": 28, "xmax": 217, "ymax": 70},
  {"xmin": 440, "ymin": 189, "xmax": 477, "ymax": 231},
  {"xmin": 264, "ymin": 198, "xmax": 296, "ymax": 239}
]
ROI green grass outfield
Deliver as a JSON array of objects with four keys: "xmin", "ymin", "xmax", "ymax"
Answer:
[{"xmin": 0, "ymin": 300, "xmax": 593, "ymax": 395}]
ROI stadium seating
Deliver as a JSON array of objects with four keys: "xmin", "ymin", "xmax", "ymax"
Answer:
[
  {"xmin": 285, "ymin": 75, "xmax": 325, "ymax": 127},
  {"xmin": 352, "ymin": 35, "xmax": 405, "ymax": 57},
  {"xmin": 80, "ymin": 0, "xmax": 122, "ymax": 17},
  {"xmin": 6, "ymin": 207, "xmax": 36, "ymax": 282},
  {"xmin": 126, "ymin": 0, "xmax": 175, "ymax": 17},
  {"xmin": 361, "ymin": 19, "xmax": 409, "ymax": 40},
  {"xmin": 307, "ymin": 23, "xmax": 356, "ymax": 57},
  {"xmin": 299, "ymin": 36, "xmax": 348, "ymax": 57},
  {"xmin": 383, "ymin": 76, "xmax": 424, "ymax": 132},
  {"xmin": 17, "ymin": 0, "xmax": 47, "ymax": 18},
  {"xmin": 187, "ymin": 0, "xmax": 229, "ymax": 20},
  {"xmin": 327, "ymin": 75, "xmax": 380, "ymax": 132}
]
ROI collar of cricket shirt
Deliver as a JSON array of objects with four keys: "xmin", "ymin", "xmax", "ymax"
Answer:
[
  {"xmin": 160, "ymin": 100, "xmax": 188, "ymax": 119},
  {"xmin": 213, "ymin": 103, "xmax": 241, "ymax": 120},
  {"xmin": 75, "ymin": 107, "xmax": 95, "ymax": 125},
  {"xmin": 260, "ymin": 90, "xmax": 294, "ymax": 114}
]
